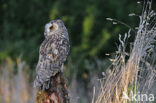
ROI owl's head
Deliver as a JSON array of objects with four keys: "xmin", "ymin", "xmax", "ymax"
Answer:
[{"xmin": 44, "ymin": 19, "xmax": 67, "ymax": 37}]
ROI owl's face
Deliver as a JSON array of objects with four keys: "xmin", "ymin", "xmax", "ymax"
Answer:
[{"xmin": 44, "ymin": 19, "xmax": 66, "ymax": 37}]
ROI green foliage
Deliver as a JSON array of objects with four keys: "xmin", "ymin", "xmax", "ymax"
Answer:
[
  {"xmin": 82, "ymin": 14, "xmax": 94, "ymax": 49},
  {"xmin": 89, "ymin": 29, "xmax": 110, "ymax": 56},
  {"xmin": 0, "ymin": 0, "xmax": 155, "ymax": 77}
]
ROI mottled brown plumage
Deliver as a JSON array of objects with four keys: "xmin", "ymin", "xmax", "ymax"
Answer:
[{"xmin": 34, "ymin": 20, "xmax": 70, "ymax": 91}]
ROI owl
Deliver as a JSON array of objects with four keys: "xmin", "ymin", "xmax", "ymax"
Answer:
[{"xmin": 34, "ymin": 19, "xmax": 70, "ymax": 91}]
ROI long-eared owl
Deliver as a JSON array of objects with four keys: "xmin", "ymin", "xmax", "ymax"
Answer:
[{"xmin": 34, "ymin": 20, "xmax": 70, "ymax": 90}]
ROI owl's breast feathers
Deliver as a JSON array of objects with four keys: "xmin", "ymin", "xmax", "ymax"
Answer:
[{"xmin": 34, "ymin": 35, "xmax": 69, "ymax": 89}]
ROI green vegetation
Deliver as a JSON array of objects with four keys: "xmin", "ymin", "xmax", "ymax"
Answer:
[{"xmin": 0, "ymin": 0, "xmax": 142, "ymax": 66}]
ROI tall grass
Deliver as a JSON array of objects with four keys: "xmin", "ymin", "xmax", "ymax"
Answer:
[
  {"xmin": 0, "ymin": 58, "xmax": 35, "ymax": 103},
  {"xmin": 93, "ymin": 1, "xmax": 156, "ymax": 103}
]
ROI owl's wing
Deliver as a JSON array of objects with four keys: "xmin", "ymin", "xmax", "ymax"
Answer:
[
  {"xmin": 40, "ymin": 37, "xmax": 69, "ymax": 66},
  {"xmin": 34, "ymin": 38, "xmax": 70, "ymax": 89}
]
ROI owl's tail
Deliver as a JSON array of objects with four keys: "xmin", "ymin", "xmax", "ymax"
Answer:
[{"xmin": 35, "ymin": 72, "xmax": 69, "ymax": 103}]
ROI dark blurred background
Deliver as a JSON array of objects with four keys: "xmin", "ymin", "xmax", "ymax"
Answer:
[{"xmin": 0, "ymin": 0, "xmax": 156, "ymax": 102}]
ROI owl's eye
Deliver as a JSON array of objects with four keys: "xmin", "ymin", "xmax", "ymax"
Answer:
[{"xmin": 49, "ymin": 25, "xmax": 54, "ymax": 31}]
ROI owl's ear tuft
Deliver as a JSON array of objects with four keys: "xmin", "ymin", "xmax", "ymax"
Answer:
[{"xmin": 56, "ymin": 19, "xmax": 63, "ymax": 23}]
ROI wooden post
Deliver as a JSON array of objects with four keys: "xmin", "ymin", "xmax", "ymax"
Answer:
[{"xmin": 36, "ymin": 72, "xmax": 68, "ymax": 103}]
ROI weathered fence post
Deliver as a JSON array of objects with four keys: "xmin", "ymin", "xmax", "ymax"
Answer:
[{"xmin": 36, "ymin": 72, "xmax": 68, "ymax": 103}]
